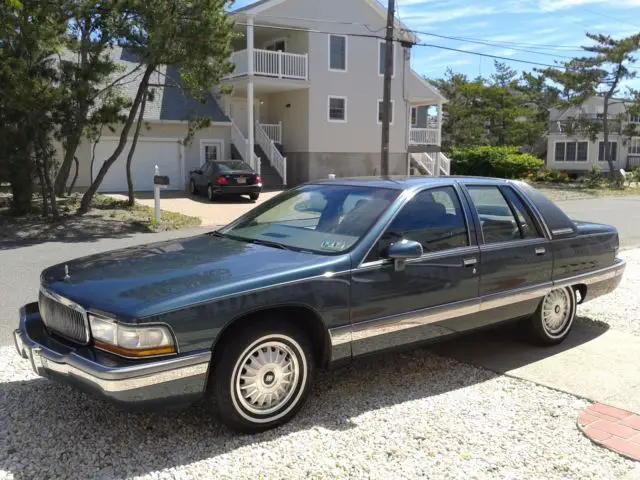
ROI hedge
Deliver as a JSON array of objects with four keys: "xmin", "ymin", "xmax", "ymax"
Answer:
[{"xmin": 449, "ymin": 146, "xmax": 544, "ymax": 179}]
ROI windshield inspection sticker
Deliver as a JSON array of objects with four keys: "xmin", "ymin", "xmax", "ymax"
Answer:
[{"xmin": 321, "ymin": 240, "xmax": 346, "ymax": 251}]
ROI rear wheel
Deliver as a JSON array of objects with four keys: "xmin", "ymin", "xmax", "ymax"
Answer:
[
  {"xmin": 207, "ymin": 320, "xmax": 314, "ymax": 433},
  {"xmin": 207, "ymin": 184, "xmax": 217, "ymax": 202},
  {"xmin": 189, "ymin": 179, "xmax": 198, "ymax": 195},
  {"xmin": 249, "ymin": 192, "xmax": 260, "ymax": 201},
  {"xmin": 528, "ymin": 287, "xmax": 576, "ymax": 345}
]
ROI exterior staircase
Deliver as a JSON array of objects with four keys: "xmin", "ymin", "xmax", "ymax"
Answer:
[
  {"xmin": 410, "ymin": 151, "xmax": 451, "ymax": 176},
  {"xmin": 255, "ymin": 144, "xmax": 285, "ymax": 190}
]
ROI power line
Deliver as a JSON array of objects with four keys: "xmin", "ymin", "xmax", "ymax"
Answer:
[
  {"xmin": 404, "ymin": 30, "xmax": 579, "ymax": 60},
  {"xmin": 235, "ymin": 21, "xmax": 574, "ymax": 69}
]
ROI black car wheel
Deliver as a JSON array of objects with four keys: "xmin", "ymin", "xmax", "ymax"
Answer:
[
  {"xmin": 208, "ymin": 319, "xmax": 314, "ymax": 433},
  {"xmin": 249, "ymin": 192, "xmax": 260, "ymax": 201},
  {"xmin": 528, "ymin": 287, "xmax": 576, "ymax": 345},
  {"xmin": 207, "ymin": 185, "xmax": 216, "ymax": 202},
  {"xmin": 189, "ymin": 179, "xmax": 198, "ymax": 195}
]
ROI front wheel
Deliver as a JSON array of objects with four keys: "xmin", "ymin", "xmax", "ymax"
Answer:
[
  {"xmin": 528, "ymin": 286, "xmax": 576, "ymax": 345},
  {"xmin": 189, "ymin": 179, "xmax": 198, "ymax": 195},
  {"xmin": 208, "ymin": 320, "xmax": 314, "ymax": 433}
]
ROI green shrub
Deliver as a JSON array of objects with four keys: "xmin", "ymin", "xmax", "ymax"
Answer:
[
  {"xmin": 585, "ymin": 166, "xmax": 604, "ymax": 188},
  {"xmin": 450, "ymin": 146, "xmax": 544, "ymax": 179},
  {"xmin": 631, "ymin": 166, "xmax": 640, "ymax": 184}
]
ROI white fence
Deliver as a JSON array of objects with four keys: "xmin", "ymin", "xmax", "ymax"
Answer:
[{"xmin": 226, "ymin": 49, "xmax": 308, "ymax": 80}]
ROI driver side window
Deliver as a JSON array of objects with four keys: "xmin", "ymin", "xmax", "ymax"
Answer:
[{"xmin": 366, "ymin": 187, "xmax": 469, "ymax": 262}]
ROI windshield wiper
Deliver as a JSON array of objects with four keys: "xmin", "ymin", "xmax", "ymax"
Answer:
[
  {"xmin": 209, "ymin": 231, "xmax": 226, "ymax": 238},
  {"xmin": 249, "ymin": 239, "xmax": 294, "ymax": 251}
]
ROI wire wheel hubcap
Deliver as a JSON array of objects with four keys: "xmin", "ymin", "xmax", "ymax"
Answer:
[
  {"xmin": 234, "ymin": 341, "xmax": 300, "ymax": 416},
  {"xmin": 542, "ymin": 289, "xmax": 571, "ymax": 335}
]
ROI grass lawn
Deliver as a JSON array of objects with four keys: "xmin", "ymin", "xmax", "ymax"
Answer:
[{"xmin": 0, "ymin": 193, "xmax": 201, "ymax": 245}]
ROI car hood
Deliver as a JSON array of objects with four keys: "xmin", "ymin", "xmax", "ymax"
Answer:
[{"xmin": 41, "ymin": 234, "xmax": 346, "ymax": 319}]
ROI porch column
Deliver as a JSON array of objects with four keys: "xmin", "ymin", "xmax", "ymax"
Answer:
[
  {"xmin": 436, "ymin": 102, "xmax": 443, "ymax": 146},
  {"xmin": 247, "ymin": 15, "xmax": 255, "ymax": 169}
]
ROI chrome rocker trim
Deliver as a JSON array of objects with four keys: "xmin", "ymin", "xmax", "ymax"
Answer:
[
  {"xmin": 329, "ymin": 258, "xmax": 626, "ymax": 347},
  {"xmin": 14, "ymin": 305, "xmax": 211, "ymax": 404}
]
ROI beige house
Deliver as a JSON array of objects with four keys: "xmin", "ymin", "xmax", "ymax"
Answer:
[
  {"xmin": 69, "ymin": 0, "xmax": 448, "ymax": 193},
  {"xmin": 546, "ymin": 96, "xmax": 640, "ymax": 174}
]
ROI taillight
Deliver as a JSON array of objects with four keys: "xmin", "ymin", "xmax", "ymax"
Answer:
[
  {"xmin": 255, "ymin": 176, "xmax": 262, "ymax": 184},
  {"xmin": 216, "ymin": 176, "xmax": 229, "ymax": 186}
]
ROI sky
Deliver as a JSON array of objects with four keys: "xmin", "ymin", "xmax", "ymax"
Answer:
[{"xmin": 231, "ymin": 0, "xmax": 640, "ymax": 89}]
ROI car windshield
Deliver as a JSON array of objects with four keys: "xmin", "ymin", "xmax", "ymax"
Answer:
[
  {"xmin": 216, "ymin": 161, "xmax": 252, "ymax": 172},
  {"xmin": 219, "ymin": 184, "xmax": 400, "ymax": 254}
]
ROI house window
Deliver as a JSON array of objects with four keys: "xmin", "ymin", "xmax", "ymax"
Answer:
[
  {"xmin": 629, "ymin": 114, "xmax": 640, "ymax": 124},
  {"xmin": 329, "ymin": 35, "xmax": 347, "ymax": 71},
  {"xmin": 629, "ymin": 137, "xmax": 640, "ymax": 155},
  {"xmin": 378, "ymin": 100, "xmax": 394, "ymax": 125},
  {"xmin": 378, "ymin": 40, "xmax": 395, "ymax": 76},
  {"xmin": 411, "ymin": 107, "xmax": 418, "ymax": 127},
  {"xmin": 264, "ymin": 39, "xmax": 286, "ymax": 52},
  {"xmin": 555, "ymin": 141, "xmax": 588, "ymax": 162},
  {"xmin": 328, "ymin": 96, "xmax": 347, "ymax": 122},
  {"xmin": 598, "ymin": 141, "xmax": 618, "ymax": 162}
]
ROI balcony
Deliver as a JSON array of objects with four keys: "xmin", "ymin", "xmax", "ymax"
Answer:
[
  {"xmin": 409, "ymin": 124, "xmax": 440, "ymax": 145},
  {"xmin": 226, "ymin": 49, "xmax": 308, "ymax": 81}
]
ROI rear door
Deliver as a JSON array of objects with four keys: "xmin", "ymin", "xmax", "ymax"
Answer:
[
  {"xmin": 349, "ymin": 185, "xmax": 481, "ymax": 356},
  {"xmin": 463, "ymin": 184, "xmax": 552, "ymax": 327}
]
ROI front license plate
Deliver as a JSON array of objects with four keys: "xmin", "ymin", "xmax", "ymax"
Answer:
[{"xmin": 237, "ymin": 177, "xmax": 246, "ymax": 184}]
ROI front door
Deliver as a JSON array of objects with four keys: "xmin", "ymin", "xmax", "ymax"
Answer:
[
  {"xmin": 349, "ymin": 186, "xmax": 480, "ymax": 357},
  {"xmin": 463, "ymin": 184, "xmax": 553, "ymax": 328}
]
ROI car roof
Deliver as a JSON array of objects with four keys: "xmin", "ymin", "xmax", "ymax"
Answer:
[{"xmin": 309, "ymin": 175, "xmax": 510, "ymax": 190}]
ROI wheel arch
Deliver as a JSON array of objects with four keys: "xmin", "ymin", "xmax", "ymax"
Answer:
[{"xmin": 211, "ymin": 304, "xmax": 332, "ymax": 369}]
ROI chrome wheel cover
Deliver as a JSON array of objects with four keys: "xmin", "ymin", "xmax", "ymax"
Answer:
[
  {"xmin": 189, "ymin": 181, "xmax": 195, "ymax": 193},
  {"xmin": 207, "ymin": 185, "xmax": 213, "ymax": 200},
  {"xmin": 232, "ymin": 336, "xmax": 305, "ymax": 422},
  {"xmin": 542, "ymin": 288, "xmax": 572, "ymax": 335}
]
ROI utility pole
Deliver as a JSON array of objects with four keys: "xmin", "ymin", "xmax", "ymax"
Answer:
[{"xmin": 380, "ymin": 0, "xmax": 396, "ymax": 177}]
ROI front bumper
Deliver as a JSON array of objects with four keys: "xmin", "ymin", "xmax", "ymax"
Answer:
[{"xmin": 14, "ymin": 303, "xmax": 211, "ymax": 409}]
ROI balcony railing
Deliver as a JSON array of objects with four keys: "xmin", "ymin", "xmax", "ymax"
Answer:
[
  {"xmin": 409, "ymin": 127, "xmax": 440, "ymax": 145},
  {"xmin": 226, "ymin": 49, "xmax": 308, "ymax": 80},
  {"xmin": 260, "ymin": 122, "xmax": 282, "ymax": 144}
]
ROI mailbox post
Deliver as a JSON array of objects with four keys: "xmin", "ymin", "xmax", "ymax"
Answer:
[{"xmin": 153, "ymin": 165, "xmax": 170, "ymax": 223}]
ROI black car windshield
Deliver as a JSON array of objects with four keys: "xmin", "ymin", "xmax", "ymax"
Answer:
[
  {"xmin": 219, "ymin": 184, "xmax": 400, "ymax": 254},
  {"xmin": 216, "ymin": 161, "xmax": 252, "ymax": 172}
]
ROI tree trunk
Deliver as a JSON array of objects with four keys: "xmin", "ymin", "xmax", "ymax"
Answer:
[
  {"xmin": 67, "ymin": 156, "xmax": 79, "ymax": 196},
  {"xmin": 126, "ymin": 91, "xmax": 147, "ymax": 207},
  {"xmin": 54, "ymin": 129, "xmax": 83, "ymax": 196},
  {"xmin": 37, "ymin": 136, "xmax": 59, "ymax": 220},
  {"xmin": 78, "ymin": 65, "xmax": 155, "ymax": 215},
  {"xmin": 602, "ymin": 95, "xmax": 615, "ymax": 180},
  {"xmin": 9, "ymin": 153, "xmax": 33, "ymax": 216}
]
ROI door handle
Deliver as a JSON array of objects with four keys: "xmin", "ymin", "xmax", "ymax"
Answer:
[
  {"xmin": 535, "ymin": 247, "xmax": 546, "ymax": 256},
  {"xmin": 463, "ymin": 258, "xmax": 477, "ymax": 267}
]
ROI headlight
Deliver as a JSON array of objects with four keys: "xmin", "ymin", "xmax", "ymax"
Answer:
[{"xmin": 88, "ymin": 314, "xmax": 176, "ymax": 358}]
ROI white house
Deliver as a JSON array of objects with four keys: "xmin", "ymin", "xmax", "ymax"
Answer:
[
  {"xmin": 67, "ymin": 0, "xmax": 448, "ymax": 193},
  {"xmin": 546, "ymin": 96, "xmax": 640, "ymax": 174}
]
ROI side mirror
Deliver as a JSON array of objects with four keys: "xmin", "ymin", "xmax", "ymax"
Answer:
[{"xmin": 385, "ymin": 239, "xmax": 423, "ymax": 272}]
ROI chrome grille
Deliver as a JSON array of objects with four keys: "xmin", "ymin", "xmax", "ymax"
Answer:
[{"xmin": 39, "ymin": 290, "xmax": 89, "ymax": 344}]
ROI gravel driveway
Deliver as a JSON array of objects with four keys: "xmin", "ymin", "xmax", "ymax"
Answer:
[
  {"xmin": 579, "ymin": 249, "xmax": 640, "ymax": 336},
  {"xmin": 1, "ymin": 345, "xmax": 637, "ymax": 479}
]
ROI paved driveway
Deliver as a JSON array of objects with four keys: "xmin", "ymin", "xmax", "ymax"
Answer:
[{"xmin": 110, "ymin": 191, "xmax": 282, "ymax": 227}]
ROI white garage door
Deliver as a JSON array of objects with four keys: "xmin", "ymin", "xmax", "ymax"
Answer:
[{"xmin": 92, "ymin": 138, "xmax": 182, "ymax": 192}]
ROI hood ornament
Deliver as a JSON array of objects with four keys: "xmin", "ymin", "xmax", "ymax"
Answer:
[{"xmin": 64, "ymin": 265, "xmax": 70, "ymax": 281}]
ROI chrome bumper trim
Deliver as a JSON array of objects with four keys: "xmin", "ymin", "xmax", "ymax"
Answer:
[{"xmin": 14, "ymin": 306, "xmax": 211, "ymax": 395}]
